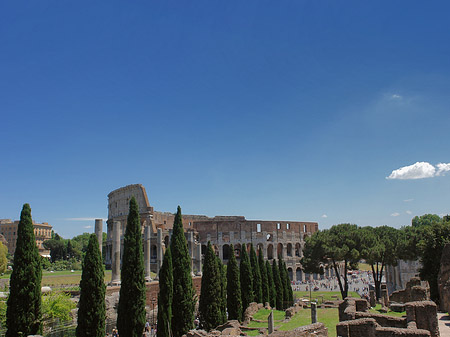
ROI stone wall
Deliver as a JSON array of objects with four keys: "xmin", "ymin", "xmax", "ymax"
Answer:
[{"xmin": 390, "ymin": 277, "xmax": 430, "ymax": 304}]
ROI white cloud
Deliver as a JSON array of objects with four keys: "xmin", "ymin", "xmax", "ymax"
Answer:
[
  {"xmin": 321, "ymin": 214, "xmax": 328, "ymax": 218},
  {"xmin": 387, "ymin": 162, "xmax": 437, "ymax": 180},
  {"xmin": 437, "ymin": 163, "xmax": 450, "ymax": 176},
  {"xmin": 83, "ymin": 225, "xmax": 92, "ymax": 229},
  {"xmin": 65, "ymin": 217, "xmax": 106, "ymax": 221},
  {"xmin": 391, "ymin": 212, "xmax": 400, "ymax": 217},
  {"xmin": 406, "ymin": 210, "xmax": 412, "ymax": 215},
  {"xmin": 404, "ymin": 199, "xmax": 414, "ymax": 202},
  {"xmin": 390, "ymin": 94, "xmax": 402, "ymax": 100}
]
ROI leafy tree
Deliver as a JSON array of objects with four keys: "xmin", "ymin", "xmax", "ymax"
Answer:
[
  {"xmin": 43, "ymin": 291, "xmax": 77, "ymax": 322},
  {"xmin": 412, "ymin": 214, "xmax": 442, "ymax": 228},
  {"xmin": 226, "ymin": 244, "xmax": 242, "ymax": 321},
  {"xmin": 6, "ymin": 203, "xmax": 42, "ymax": 336},
  {"xmin": 266, "ymin": 260, "xmax": 276, "ymax": 308},
  {"xmin": 44, "ymin": 237, "xmax": 67, "ymax": 261},
  {"xmin": 240, "ymin": 244, "xmax": 253, "ymax": 320},
  {"xmin": 0, "ymin": 242, "xmax": 7, "ymax": 274},
  {"xmin": 258, "ymin": 247, "xmax": 269, "ymax": 305},
  {"xmin": 199, "ymin": 242, "xmax": 223, "ymax": 330},
  {"xmin": 171, "ymin": 206, "xmax": 195, "ymax": 337},
  {"xmin": 157, "ymin": 247, "xmax": 173, "ymax": 337},
  {"xmin": 360, "ymin": 226, "xmax": 400, "ymax": 300},
  {"xmin": 302, "ymin": 223, "xmax": 361, "ymax": 299},
  {"xmin": 66, "ymin": 239, "xmax": 74, "ymax": 259},
  {"xmin": 418, "ymin": 219, "xmax": 450, "ymax": 302},
  {"xmin": 117, "ymin": 197, "xmax": 146, "ymax": 337},
  {"xmin": 249, "ymin": 244, "xmax": 262, "ymax": 303},
  {"xmin": 272, "ymin": 260, "xmax": 283, "ymax": 310},
  {"xmin": 76, "ymin": 234, "xmax": 106, "ymax": 337}
]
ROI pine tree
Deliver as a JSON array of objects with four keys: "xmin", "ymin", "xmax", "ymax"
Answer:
[
  {"xmin": 117, "ymin": 197, "xmax": 146, "ymax": 337},
  {"xmin": 6, "ymin": 203, "xmax": 42, "ymax": 336},
  {"xmin": 278, "ymin": 257, "xmax": 289, "ymax": 309},
  {"xmin": 76, "ymin": 234, "xmax": 106, "ymax": 337},
  {"xmin": 272, "ymin": 260, "xmax": 283, "ymax": 310},
  {"xmin": 199, "ymin": 242, "xmax": 223, "ymax": 331},
  {"xmin": 284, "ymin": 261, "xmax": 294, "ymax": 307},
  {"xmin": 258, "ymin": 247, "xmax": 269, "ymax": 305},
  {"xmin": 240, "ymin": 244, "xmax": 253, "ymax": 320},
  {"xmin": 249, "ymin": 244, "xmax": 262, "ymax": 303},
  {"xmin": 157, "ymin": 247, "xmax": 173, "ymax": 337},
  {"xmin": 217, "ymin": 256, "xmax": 227, "ymax": 324},
  {"xmin": 171, "ymin": 206, "xmax": 195, "ymax": 337},
  {"xmin": 227, "ymin": 244, "xmax": 242, "ymax": 321},
  {"xmin": 67, "ymin": 239, "xmax": 74, "ymax": 259},
  {"xmin": 266, "ymin": 261, "xmax": 276, "ymax": 308}
]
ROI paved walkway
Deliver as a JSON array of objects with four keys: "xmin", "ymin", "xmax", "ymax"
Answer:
[{"xmin": 438, "ymin": 313, "xmax": 450, "ymax": 337}]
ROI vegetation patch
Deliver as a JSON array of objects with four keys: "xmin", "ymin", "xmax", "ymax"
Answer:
[
  {"xmin": 369, "ymin": 304, "xmax": 406, "ymax": 318},
  {"xmin": 293, "ymin": 291, "xmax": 359, "ymax": 303}
]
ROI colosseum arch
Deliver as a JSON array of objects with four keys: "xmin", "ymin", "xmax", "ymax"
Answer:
[
  {"xmin": 287, "ymin": 243, "xmax": 293, "ymax": 257},
  {"xmin": 296, "ymin": 267, "xmax": 302, "ymax": 282},
  {"xmin": 223, "ymin": 244, "xmax": 231, "ymax": 260},
  {"xmin": 267, "ymin": 244, "xmax": 274, "ymax": 260},
  {"xmin": 287, "ymin": 267, "xmax": 293, "ymax": 281},
  {"xmin": 277, "ymin": 243, "xmax": 283, "ymax": 258},
  {"xmin": 256, "ymin": 243, "xmax": 264, "ymax": 256},
  {"xmin": 295, "ymin": 243, "xmax": 301, "ymax": 257},
  {"xmin": 234, "ymin": 244, "xmax": 241, "ymax": 259}
]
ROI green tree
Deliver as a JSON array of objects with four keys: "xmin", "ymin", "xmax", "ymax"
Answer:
[
  {"xmin": 0, "ymin": 242, "xmax": 7, "ymax": 274},
  {"xmin": 272, "ymin": 260, "xmax": 283, "ymax": 310},
  {"xmin": 360, "ymin": 226, "xmax": 400, "ymax": 300},
  {"xmin": 171, "ymin": 206, "xmax": 195, "ymax": 337},
  {"xmin": 43, "ymin": 291, "xmax": 77, "ymax": 322},
  {"xmin": 217, "ymin": 256, "xmax": 227, "ymax": 324},
  {"xmin": 240, "ymin": 244, "xmax": 253, "ymax": 320},
  {"xmin": 66, "ymin": 239, "xmax": 74, "ymax": 259},
  {"xmin": 418, "ymin": 219, "xmax": 450, "ymax": 302},
  {"xmin": 266, "ymin": 260, "xmax": 276, "ymax": 308},
  {"xmin": 278, "ymin": 257, "xmax": 289, "ymax": 309},
  {"xmin": 199, "ymin": 242, "xmax": 223, "ymax": 330},
  {"xmin": 76, "ymin": 234, "xmax": 106, "ymax": 337},
  {"xmin": 157, "ymin": 247, "xmax": 173, "ymax": 337},
  {"xmin": 6, "ymin": 203, "xmax": 42, "ymax": 336},
  {"xmin": 249, "ymin": 244, "xmax": 262, "ymax": 303},
  {"xmin": 412, "ymin": 214, "xmax": 442, "ymax": 228},
  {"xmin": 258, "ymin": 247, "xmax": 269, "ymax": 305},
  {"xmin": 302, "ymin": 223, "xmax": 361, "ymax": 299},
  {"xmin": 43, "ymin": 236, "xmax": 67, "ymax": 262},
  {"xmin": 226, "ymin": 244, "xmax": 242, "ymax": 321},
  {"xmin": 117, "ymin": 197, "xmax": 146, "ymax": 337}
]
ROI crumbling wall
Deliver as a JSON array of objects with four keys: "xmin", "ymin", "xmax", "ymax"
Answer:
[{"xmin": 390, "ymin": 277, "xmax": 430, "ymax": 304}]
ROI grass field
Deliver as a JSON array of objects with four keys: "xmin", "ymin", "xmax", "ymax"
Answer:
[
  {"xmin": 369, "ymin": 304, "xmax": 406, "ymax": 318},
  {"xmin": 247, "ymin": 307, "xmax": 339, "ymax": 337},
  {"xmin": 293, "ymin": 291, "xmax": 359, "ymax": 303}
]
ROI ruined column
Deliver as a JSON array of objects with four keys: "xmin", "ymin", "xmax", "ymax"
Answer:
[
  {"xmin": 111, "ymin": 220, "xmax": 121, "ymax": 285},
  {"xmin": 144, "ymin": 225, "xmax": 152, "ymax": 281},
  {"xmin": 268, "ymin": 311, "xmax": 274, "ymax": 334},
  {"xmin": 311, "ymin": 302, "xmax": 317, "ymax": 323},
  {"xmin": 95, "ymin": 219, "xmax": 103, "ymax": 255},
  {"xmin": 188, "ymin": 231, "xmax": 195, "ymax": 276},
  {"xmin": 195, "ymin": 243, "xmax": 202, "ymax": 275}
]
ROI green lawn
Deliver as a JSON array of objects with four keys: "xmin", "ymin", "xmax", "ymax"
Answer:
[
  {"xmin": 369, "ymin": 304, "xmax": 406, "ymax": 318},
  {"xmin": 247, "ymin": 307, "xmax": 339, "ymax": 337},
  {"xmin": 293, "ymin": 291, "xmax": 359, "ymax": 303}
]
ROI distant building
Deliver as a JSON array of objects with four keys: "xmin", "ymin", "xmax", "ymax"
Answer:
[{"xmin": 0, "ymin": 219, "xmax": 52, "ymax": 256}]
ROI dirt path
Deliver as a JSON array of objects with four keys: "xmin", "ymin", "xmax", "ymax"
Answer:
[{"xmin": 438, "ymin": 313, "xmax": 450, "ymax": 337}]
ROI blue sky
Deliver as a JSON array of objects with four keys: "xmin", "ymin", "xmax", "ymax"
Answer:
[{"xmin": 1, "ymin": 1, "xmax": 450, "ymax": 238}]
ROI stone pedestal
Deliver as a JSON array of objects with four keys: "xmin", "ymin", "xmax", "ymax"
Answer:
[{"xmin": 311, "ymin": 302, "xmax": 317, "ymax": 324}]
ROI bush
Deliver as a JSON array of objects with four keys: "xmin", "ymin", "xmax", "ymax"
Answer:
[{"xmin": 42, "ymin": 291, "xmax": 76, "ymax": 322}]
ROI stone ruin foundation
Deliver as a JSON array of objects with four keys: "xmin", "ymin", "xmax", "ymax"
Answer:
[
  {"xmin": 336, "ymin": 297, "xmax": 439, "ymax": 337},
  {"xmin": 438, "ymin": 243, "xmax": 450, "ymax": 314}
]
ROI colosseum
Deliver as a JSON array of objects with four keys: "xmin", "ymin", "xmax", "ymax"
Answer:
[{"xmin": 105, "ymin": 184, "xmax": 324, "ymax": 284}]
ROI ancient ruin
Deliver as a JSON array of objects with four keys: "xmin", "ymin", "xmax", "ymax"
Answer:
[
  {"xmin": 438, "ymin": 243, "xmax": 450, "ymax": 314},
  {"xmin": 105, "ymin": 184, "xmax": 319, "ymax": 284}
]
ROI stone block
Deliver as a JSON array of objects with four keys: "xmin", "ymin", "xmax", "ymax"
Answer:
[{"xmin": 390, "ymin": 303, "xmax": 405, "ymax": 313}]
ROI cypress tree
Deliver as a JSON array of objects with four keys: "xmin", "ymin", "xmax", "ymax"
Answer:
[
  {"xmin": 199, "ymin": 242, "xmax": 222, "ymax": 331},
  {"xmin": 217, "ymin": 256, "xmax": 227, "ymax": 324},
  {"xmin": 76, "ymin": 234, "xmax": 106, "ymax": 337},
  {"xmin": 117, "ymin": 196, "xmax": 146, "ymax": 337},
  {"xmin": 227, "ymin": 244, "xmax": 242, "ymax": 321},
  {"xmin": 157, "ymin": 246, "xmax": 173, "ymax": 337},
  {"xmin": 171, "ymin": 206, "xmax": 195, "ymax": 337},
  {"xmin": 278, "ymin": 257, "xmax": 289, "ymax": 309},
  {"xmin": 272, "ymin": 260, "xmax": 283, "ymax": 310},
  {"xmin": 239, "ymin": 244, "xmax": 253, "ymax": 320},
  {"xmin": 266, "ymin": 260, "xmax": 276, "ymax": 308},
  {"xmin": 6, "ymin": 203, "xmax": 42, "ymax": 336},
  {"xmin": 284, "ymin": 261, "xmax": 294, "ymax": 307},
  {"xmin": 258, "ymin": 247, "xmax": 269, "ymax": 305},
  {"xmin": 249, "ymin": 244, "xmax": 262, "ymax": 303}
]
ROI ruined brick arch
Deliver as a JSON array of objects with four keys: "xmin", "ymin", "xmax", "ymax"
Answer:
[
  {"xmin": 256, "ymin": 243, "xmax": 264, "ymax": 256},
  {"xmin": 287, "ymin": 267, "xmax": 293, "ymax": 281},
  {"xmin": 277, "ymin": 243, "xmax": 283, "ymax": 258},
  {"xmin": 164, "ymin": 235, "xmax": 169, "ymax": 247},
  {"xmin": 267, "ymin": 244, "xmax": 274, "ymax": 260},
  {"xmin": 296, "ymin": 267, "xmax": 303, "ymax": 282},
  {"xmin": 234, "ymin": 243, "xmax": 241, "ymax": 259},
  {"xmin": 222, "ymin": 244, "xmax": 231, "ymax": 260},
  {"xmin": 201, "ymin": 244, "xmax": 207, "ymax": 256},
  {"xmin": 287, "ymin": 243, "xmax": 293, "ymax": 257}
]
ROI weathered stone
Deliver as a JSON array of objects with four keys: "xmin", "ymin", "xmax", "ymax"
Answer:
[
  {"xmin": 390, "ymin": 303, "xmax": 405, "ymax": 313},
  {"xmin": 268, "ymin": 311, "xmax": 274, "ymax": 334},
  {"xmin": 405, "ymin": 301, "xmax": 439, "ymax": 337},
  {"xmin": 369, "ymin": 290, "xmax": 376, "ymax": 307},
  {"xmin": 311, "ymin": 302, "xmax": 317, "ymax": 324},
  {"xmin": 438, "ymin": 243, "xmax": 450, "ymax": 313}
]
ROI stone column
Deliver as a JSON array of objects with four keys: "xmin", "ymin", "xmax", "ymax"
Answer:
[
  {"xmin": 188, "ymin": 231, "xmax": 195, "ymax": 275},
  {"xmin": 144, "ymin": 225, "xmax": 152, "ymax": 281},
  {"xmin": 155, "ymin": 228, "xmax": 163, "ymax": 280},
  {"xmin": 195, "ymin": 243, "xmax": 202, "ymax": 275},
  {"xmin": 311, "ymin": 302, "xmax": 317, "ymax": 323},
  {"xmin": 111, "ymin": 221, "xmax": 121, "ymax": 285},
  {"xmin": 95, "ymin": 219, "xmax": 103, "ymax": 255},
  {"xmin": 268, "ymin": 311, "xmax": 274, "ymax": 334}
]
